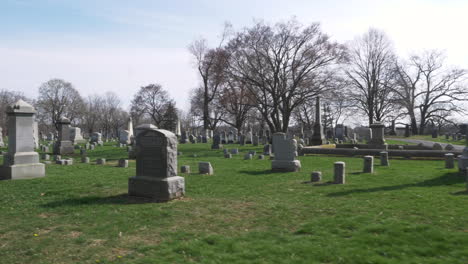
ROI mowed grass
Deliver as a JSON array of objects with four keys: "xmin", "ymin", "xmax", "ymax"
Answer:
[
  {"xmin": 0, "ymin": 142, "xmax": 467, "ymax": 264},
  {"xmin": 390, "ymin": 135, "xmax": 466, "ymax": 146}
]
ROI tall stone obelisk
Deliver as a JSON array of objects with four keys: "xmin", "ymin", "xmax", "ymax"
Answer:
[{"xmin": 310, "ymin": 97, "xmax": 325, "ymax": 145}]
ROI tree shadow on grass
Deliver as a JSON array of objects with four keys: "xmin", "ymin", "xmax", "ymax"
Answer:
[
  {"xmin": 327, "ymin": 172, "xmax": 465, "ymax": 197},
  {"xmin": 41, "ymin": 193, "xmax": 166, "ymax": 208}
]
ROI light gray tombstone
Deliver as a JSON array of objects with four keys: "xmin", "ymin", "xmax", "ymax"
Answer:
[
  {"xmin": 445, "ymin": 153, "xmax": 454, "ymax": 169},
  {"xmin": 128, "ymin": 125, "xmax": 185, "ymax": 200},
  {"xmin": 335, "ymin": 124, "xmax": 344, "ymax": 140},
  {"xmin": 81, "ymin": 157, "xmax": 90, "ymax": 163},
  {"xmin": 334, "ymin": 162, "xmax": 345, "ymax": 184},
  {"xmin": 181, "ymin": 165, "xmax": 190, "ymax": 173},
  {"xmin": 118, "ymin": 159, "xmax": 129, "ymax": 168},
  {"xmin": 311, "ymin": 171, "xmax": 322, "ymax": 182},
  {"xmin": 54, "ymin": 117, "xmax": 74, "ymax": 155},
  {"xmin": 224, "ymin": 153, "xmax": 232, "ymax": 159},
  {"xmin": 70, "ymin": 127, "xmax": 86, "ymax": 144},
  {"xmin": 198, "ymin": 162, "xmax": 214, "ymax": 175},
  {"xmin": 271, "ymin": 132, "xmax": 301, "ymax": 172},
  {"xmin": 363, "ymin": 156, "xmax": 374, "ymax": 173},
  {"xmin": 258, "ymin": 154, "xmax": 265, "ymax": 160},
  {"xmin": 0, "ymin": 100, "xmax": 45, "ymax": 180},
  {"xmin": 380, "ymin": 151, "xmax": 389, "ymax": 166},
  {"xmin": 244, "ymin": 153, "xmax": 253, "ymax": 160},
  {"xmin": 96, "ymin": 158, "xmax": 106, "ymax": 165}
]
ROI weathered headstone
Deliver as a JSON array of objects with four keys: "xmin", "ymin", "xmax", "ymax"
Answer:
[
  {"xmin": 244, "ymin": 153, "xmax": 253, "ymax": 160},
  {"xmin": 96, "ymin": 158, "xmax": 106, "ymax": 165},
  {"xmin": 118, "ymin": 159, "xmax": 129, "ymax": 168},
  {"xmin": 368, "ymin": 122, "xmax": 386, "ymax": 149},
  {"xmin": 311, "ymin": 171, "xmax": 322, "ymax": 182},
  {"xmin": 181, "ymin": 165, "xmax": 190, "ymax": 173},
  {"xmin": 334, "ymin": 162, "xmax": 345, "ymax": 184},
  {"xmin": 0, "ymin": 100, "xmax": 45, "ymax": 180},
  {"xmin": 81, "ymin": 157, "xmax": 90, "ymax": 163},
  {"xmin": 128, "ymin": 124, "xmax": 185, "ymax": 200},
  {"xmin": 54, "ymin": 117, "xmax": 74, "ymax": 155},
  {"xmin": 230, "ymin": 148, "xmax": 239, "ymax": 155},
  {"xmin": 198, "ymin": 162, "xmax": 214, "ymax": 175},
  {"xmin": 252, "ymin": 135, "xmax": 259, "ymax": 146},
  {"xmin": 363, "ymin": 156, "xmax": 374, "ymax": 173},
  {"xmin": 271, "ymin": 133, "xmax": 301, "ymax": 172},
  {"xmin": 70, "ymin": 127, "xmax": 86, "ymax": 144},
  {"xmin": 380, "ymin": 151, "xmax": 389, "ymax": 166},
  {"xmin": 405, "ymin": 124, "xmax": 411, "ymax": 138},
  {"xmin": 445, "ymin": 153, "xmax": 454, "ymax": 169}
]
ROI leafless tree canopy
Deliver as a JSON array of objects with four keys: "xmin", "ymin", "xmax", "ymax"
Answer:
[
  {"xmin": 345, "ymin": 28, "xmax": 397, "ymax": 126},
  {"xmin": 226, "ymin": 19, "xmax": 344, "ymax": 132},
  {"xmin": 36, "ymin": 78, "xmax": 84, "ymax": 129},
  {"xmin": 130, "ymin": 84, "xmax": 176, "ymax": 128},
  {"xmin": 394, "ymin": 50, "xmax": 468, "ymax": 134}
]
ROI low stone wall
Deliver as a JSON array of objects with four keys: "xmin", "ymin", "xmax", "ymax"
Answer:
[{"xmin": 301, "ymin": 147, "xmax": 462, "ymax": 158}]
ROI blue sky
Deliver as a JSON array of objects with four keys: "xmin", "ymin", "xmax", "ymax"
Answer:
[{"xmin": 1, "ymin": 0, "xmax": 468, "ymax": 111}]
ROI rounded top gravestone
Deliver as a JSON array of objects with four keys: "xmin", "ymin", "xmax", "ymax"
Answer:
[{"xmin": 135, "ymin": 124, "xmax": 177, "ymax": 179}]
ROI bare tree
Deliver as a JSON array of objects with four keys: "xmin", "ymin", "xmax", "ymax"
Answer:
[
  {"xmin": 82, "ymin": 95, "xmax": 104, "ymax": 134},
  {"xmin": 188, "ymin": 26, "xmax": 231, "ymax": 131},
  {"xmin": 0, "ymin": 89, "xmax": 28, "ymax": 131},
  {"xmin": 394, "ymin": 50, "xmax": 468, "ymax": 134},
  {"xmin": 345, "ymin": 28, "xmax": 397, "ymax": 126},
  {"xmin": 36, "ymin": 78, "xmax": 84, "ymax": 129},
  {"xmin": 226, "ymin": 19, "xmax": 343, "ymax": 132},
  {"xmin": 130, "ymin": 84, "xmax": 174, "ymax": 127},
  {"xmin": 218, "ymin": 77, "xmax": 255, "ymax": 133}
]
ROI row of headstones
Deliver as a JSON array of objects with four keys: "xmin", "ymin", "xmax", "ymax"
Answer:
[
  {"xmin": 444, "ymin": 133, "xmax": 466, "ymax": 141},
  {"xmin": 40, "ymin": 153, "xmax": 129, "ymax": 168},
  {"xmin": 311, "ymin": 152, "xmax": 458, "ymax": 184}
]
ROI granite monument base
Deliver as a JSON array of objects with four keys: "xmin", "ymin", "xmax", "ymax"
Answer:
[
  {"xmin": 271, "ymin": 160, "xmax": 301, "ymax": 172},
  {"xmin": 128, "ymin": 176, "xmax": 185, "ymax": 201},
  {"xmin": 0, "ymin": 163, "xmax": 45, "ymax": 180}
]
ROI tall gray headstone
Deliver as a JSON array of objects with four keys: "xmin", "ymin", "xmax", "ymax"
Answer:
[
  {"xmin": 311, "ymin": 97, "xmax": 325, "ymax": 145},
  {"xmin": 0, "ymin": 100, "xmax": 45, "ymax": 180},
  {"xmin": 128, "ymin": 124, "xmax": 185, "ymax": 201},
  {"xmin": 54, "ymin": 117, "xmax": 74, "ymax": 155},
  {"xmin": 70, "ymin": 127, "xmax": 86, "ymax": 144},
  {"xmin": 271, "ymin": 132, "xmax": 301, "ymax": 172}
]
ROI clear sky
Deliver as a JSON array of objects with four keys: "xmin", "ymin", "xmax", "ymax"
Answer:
[{"xmin": 1, "ymin": 0, "xmax": 467, "ymax": 111}]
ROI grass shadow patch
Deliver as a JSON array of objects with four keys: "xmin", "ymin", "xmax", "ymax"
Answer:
[
  {"xmin": 327, "ymin": 172, "xmax": 464, "ymax": 197},
  {"xmin": 41, "ymin": 193, "xmax": 164, "ymax": 208}
]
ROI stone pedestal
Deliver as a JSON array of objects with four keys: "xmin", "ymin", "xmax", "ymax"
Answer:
[
  {"xmin": 0, "ymin": 100, "xmax": 45, "ymax": 180},
  {"xmin": 128, "ymin": 125, "xmax": 185, "ymax": 201}
]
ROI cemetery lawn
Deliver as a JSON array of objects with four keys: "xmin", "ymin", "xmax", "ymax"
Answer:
[
  {"xmin": 0, "ymin": 143, "xmax": 467, "ymax": 264},
  {"xmin": 392, "ymin": 135, "xmax": 466, "ymax": 145}
]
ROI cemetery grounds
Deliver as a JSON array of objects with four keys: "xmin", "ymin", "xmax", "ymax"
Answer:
[{"xmin": 0, "ymin": 142, "xmax": 467, "ymax": 263}]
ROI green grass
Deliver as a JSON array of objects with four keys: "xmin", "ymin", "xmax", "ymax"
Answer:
[
  {"xmin": 0, "ymin": 142, "xmax": 467, "ymax": 263},
  {"xmin": 390, "ymin": 135, "xmax": 466, "ymax": 146},
  {"xmin": 385, "ymin": 139, "xmax": 415, "ymax": 145}
]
